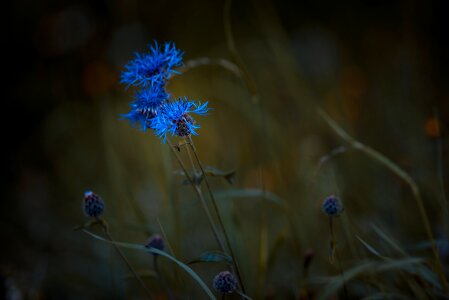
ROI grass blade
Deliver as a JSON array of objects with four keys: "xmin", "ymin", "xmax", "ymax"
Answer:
[
  {"xmin": 356, "ymin": 235, "xmax": 388, "ymax": 259},
  {"xmin": 361, "ymin": 292, "xmax": 409, "ymax": 300},
  {"xmin": 82, "ymin": 230, "xmax": 216, "ymax": 299},
  {"xmin": 318, "ymin": 109, "xmax": 448, "ymax": 291},
  {"xmin": 317, "ymin": 257, "xmax": 425, "ymax": 300},
  {"xmin": 371, "ymin": 224, "xmax": 408, "ymax": 256},
  {"xmin": 355, "ymin": 235, "xmax": 443, "ymax": 290}
]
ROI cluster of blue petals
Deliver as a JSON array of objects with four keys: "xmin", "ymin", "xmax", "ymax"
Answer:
[
  {"xmin": 121, "ymin": 83, "xmax": 169, "ymax": 131},
  {"xmin": 151, "ymin": 98, "xmax": 209, "ymax": 141},
  {"xmin": 121, "ymin": 40, "xmax": 209, "ymax": 141},
  {"xmin": 120, "ymin": 41, "xmax": 183, "ymax": 87}
]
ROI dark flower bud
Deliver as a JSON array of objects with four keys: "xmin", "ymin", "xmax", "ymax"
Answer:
[
  {"xmin": 322, "ymin": 195, "xmax": 343, "ymax": 217},
  {"xmin": 213, "ymin": 271, "xmax": 237, "ymax": 294},
  {"xmin": 82, "ymin": 191, "xmax": 104, "ymax": 218},
  {"xmin": 144, "ymin": 234, "xmax": 165, "ymax": 255}
]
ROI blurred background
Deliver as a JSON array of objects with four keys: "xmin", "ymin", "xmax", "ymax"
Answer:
[{"xmin": 3, "ymin": 0, "xmax": 449, "ymax": 299}]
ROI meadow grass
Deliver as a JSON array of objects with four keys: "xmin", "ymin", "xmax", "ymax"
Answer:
[{"xmin": 74, "ymin": 1, "xmax": 449, "ymax": 299}]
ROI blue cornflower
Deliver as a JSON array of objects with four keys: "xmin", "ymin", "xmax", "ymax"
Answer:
[
  {"xmin": 150, "ymin": 98, "xmax": 210, "ymax": 141},
  {"xmin": 120, "ymin": 41, "xmax": 183, "ymax": 87},
  {"xmin": 122, "ymin": 84, "xmax": 169, "ymax": 131}
]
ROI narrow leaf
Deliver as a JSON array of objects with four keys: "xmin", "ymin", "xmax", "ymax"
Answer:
[
  {"xmin": 203, "ymin": 166, "xmax": 236, "ymax": 184},
  {"xmin": 187, "ymin": 251, "xmax": 232, "ymax": 265},
  {"xmin": 236, "ymin": 290, "xmax": 254, "ymax": 300},
  {"xmin": 82, "ymin": 230, "xmax": 216, "ymax": 299},
  {"xmin": 317, "ymin": 257, "xmax": 425, "ymax": 300},
  {"xmin": 356, "ymin": 235, "xmax": 387, "ymax": 259},
  {"xmin": 371, "ymin": 224, "xmax": 408, "ymax": 256},
  {"xmin": 361, "ymin": 292, "xmax": 409, "ymax": 300}
]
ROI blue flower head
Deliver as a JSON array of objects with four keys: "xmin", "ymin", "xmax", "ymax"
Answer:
[
  {"xmin": 82, "ymin": 190, "xmax": 104, "ymax": 218},
  {"xmin": 122, "ymin": 83, "xmax": 169, "ymax": 131},
  {"xmin": 150, "ymin": 98, "xmax": 210, "ymax": 142},
  {"xmin": 322, "ymin": 195, "xmax": 343, "ymax": 217},
  {"xmin": 213, "ymin": 271, "xmax": 237, "ymax": 294},
  {"xmin": 120, "ymin": 41, "xmax": 183, "ymax": 87}
]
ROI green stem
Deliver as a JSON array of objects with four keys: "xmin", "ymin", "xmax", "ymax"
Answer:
[
  {"xmin": 187, "ymin": 136, "xmax": 246, "ymax": 294},
  {"xmin": 329, "ymin": 217, "xmax": 349, "ymax": 299},
  {"xmin": 161, "ymin": 142, "xmax": 181, "ymax": 255},
  {"xmin": 100, "ymin": 221, "xmax": 153, "ymax": 299},
  {"xmin": 185, "ymin": 142, "xmax": 198, "ymax": 175},
  {"xmin": 318, "ymin": 109, "xmax": 449, "ymax": 292},
  {"xmin": 154, "ymin": 255, "xmax": 174, "ymax": 300},
  {"xmin": 166, "ymin": 138, "xmax": 226, "ymax": 253},
  {"xmin": 434, "ymin": 108, "xmax": 449, "ymax": 240}
]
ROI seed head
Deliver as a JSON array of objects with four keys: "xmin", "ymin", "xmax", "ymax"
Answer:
[
  {"xmin": 212, "ymin": 271, "xmax": 237, "ymax": 294},
  {"xmin": 82, "ymin": 191, "xmax": 104, "ymax": 218},
  {"xmin": 144, "ymin": 234, "xmax": 165, "ymax": 255},
  {"xmin": 322, "ymin": 195, "xmax": 343, "ymax": 216}
]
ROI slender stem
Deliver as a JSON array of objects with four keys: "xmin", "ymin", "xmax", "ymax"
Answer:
[
  {"xmin": 185, "ymin": 142, "xmax": 198, "ymax": 174},
  {"xmin": 153, "ymin": 255, "xmax": 159, "ymax": 275},
  {"xmin": 154, "ymin": 255, "xmax": 174, "ymax": 300},
  {"xmin": 318, "ymin": 109, "xmax": 449, "ymax": 292},
  {"xmin": 434, "ymin": 108, "xmax": 449, "ymax": 240},
  {"xmin": 329, "ymin": 169, "xmax": 359, "ymax": 261},
  {"xmin": 187, "ymin": 136, "xmax": 246, "ymax": 294},
  {"xmin": 328, "ymin": 216, "xmax": 335, "ymax": 264},
  {"xmin": 100, "ymin": 221, "xmax": 153, "ymax": 299},
  {"xmin": 161, "ymin": 142, "xmax": 181, "ymax": 255},
  {"xmin": 335, "ymin": 248, "xmax": 349, "ymax": 299},
  {"xmin": 156, "ymin": 218, "xmax": 175, "ymax": 256},
  {"xmin": 166, "ymin": 138, "xmax": 226, "ymax": 253},
  {"xmin": 329, "ymin": 217, "xmax": 349, "ymax": 299}
]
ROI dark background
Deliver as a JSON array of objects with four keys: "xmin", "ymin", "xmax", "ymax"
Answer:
[{"xmin": 3, "ymin": 0, "xmax": 449, "ymax": 299}]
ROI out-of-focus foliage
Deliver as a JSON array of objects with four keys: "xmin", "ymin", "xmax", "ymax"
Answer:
[{"xmin": 3, "ymin": 0, "xmax": 449, "ymax": 299}]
